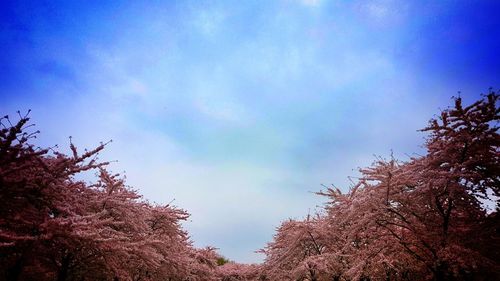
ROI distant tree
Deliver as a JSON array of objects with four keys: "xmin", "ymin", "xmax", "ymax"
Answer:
[
  {"xmin": 217, "ymin": 257, "xmax": 231, "ymax": 266},
  {"xmin": 259, "ymin": 215, "xmax": 331, "ymax": 281},
  {"xmin": 217, "ymin": 262, "xmax": 263, "ymax": 281}
]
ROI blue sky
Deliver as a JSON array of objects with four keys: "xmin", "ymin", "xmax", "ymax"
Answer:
[{"xmin": 1, "ymin": 0, "xmax": 499, "ymax": 263}]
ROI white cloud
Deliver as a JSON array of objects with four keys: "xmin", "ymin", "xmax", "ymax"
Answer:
[
  {"xmin": 192, "ymin": 8, "xmax": 227, "ymax": 38},
  {"xmin": 193, "ymin": 96, "xmax": 250, "ymax": 124},
  {"xmin": 356, "ymin": 0, "xmax": 409, "ymax": 26},
  {"xmin": 299, "ymin": 0, "xmax": 323, "ymax": 7}
]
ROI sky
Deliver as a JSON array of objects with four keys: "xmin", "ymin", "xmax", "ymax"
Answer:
[{"xmin": 1, "ymin": 0, "xmax": 499, "ymax": 263}]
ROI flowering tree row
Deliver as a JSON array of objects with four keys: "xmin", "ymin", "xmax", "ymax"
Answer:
[
  {"xmin": 0, "ymin": 112, "xmax": 245, "ymax": 281},
  {"xmin": 1, "ymin": 92, "xmax": 498, "ymax": 281},
  {"xmin": 258, "ymin": 92, "xmax": 499, "ymax": 280}
]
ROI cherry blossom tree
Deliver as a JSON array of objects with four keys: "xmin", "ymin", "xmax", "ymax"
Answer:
[
  {"xmin": 259, "ymin": 215, "xmax": 332, "ymax": 281},
  {"xmin": 260, "ymin": 91, "xmax": 499, "ymax": 281},
  {"xmin": 0, "ymin": 113, "xmax": 195, "ymax": 281},
  {"xmin": 317, "ymin": 92, "xmax": 499, "ymax": 280},
  {"xmin": 183, "ymin": 246, "xmax": 220, "ymax": 281},
  {"xmin": 0, "ymin": 112, "xmax": 109, "ymax": 280},
  {"xmin": 217, "ymin": 262, "xmax": 263, "ymax": 281}
]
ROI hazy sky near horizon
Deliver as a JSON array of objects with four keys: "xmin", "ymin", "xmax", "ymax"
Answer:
[{"xmin": 1, "ymin": 0, "xmax": 499, "ymax": 263}]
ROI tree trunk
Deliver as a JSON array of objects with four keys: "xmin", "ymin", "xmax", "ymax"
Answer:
[
  {"xmin": 433, "ymin": 261, "xmax": 450, "ymax": 281},
  {"xmin": 57, "ymin": 253, "xmax": 72, "ymax": 281},
  {"xmin": 6, "ymin": 255, "xmax": 24, "ymax": 281},
  {"xmin": 308, "ymin": 268, "xmax": 317, "ymax": 281}
]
